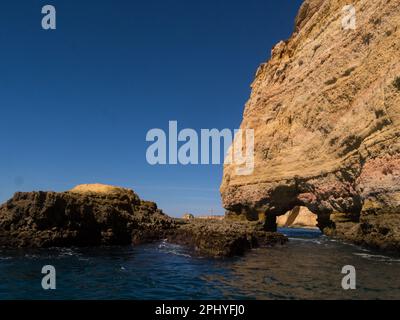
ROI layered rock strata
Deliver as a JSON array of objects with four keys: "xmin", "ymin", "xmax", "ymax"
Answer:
[{"xmin": 221, "ymin": 0, "xmax": 400, "ymax": 251}]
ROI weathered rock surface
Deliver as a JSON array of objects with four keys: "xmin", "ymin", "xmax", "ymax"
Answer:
[
  {"xmin": 277, "ymin": 206, "xmax": 318, "ymax": 229},
  {"xmin": 221, "ymin": 0, "xmax": 400, "ymax": 251},
  {"xmin": 182, "ymin": 213, "xmax": 195, "ymax": 220},
  {"xmin": 196, "ymin": 215, "xmax": 225, "ymax": 221},
  {"xmin": 168, "ymin": 219, "xmax": 287, "ymax": 257},
  {"xmin": 0, "ymin": 184, "xmax": 174, "ymax": 247},
  {"xmin": 0, "ymin": 184, "xmax": 287, "ymax": 256}
]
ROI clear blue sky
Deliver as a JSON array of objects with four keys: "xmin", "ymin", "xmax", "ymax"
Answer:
[{"xmin": 0, "ymin": 0, "xmax": 303, "ymax": 216}]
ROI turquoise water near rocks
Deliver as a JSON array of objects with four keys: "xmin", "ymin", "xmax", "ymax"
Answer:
[{"xmin": 0, "ymin": 228, "xmax": 399, "ymax": 300}]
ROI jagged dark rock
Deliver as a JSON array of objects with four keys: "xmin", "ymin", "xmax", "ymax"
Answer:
[
  {"xmin": 0, "ymin": 184, "xmax": 288, "ymax": 257},
  {"xmin": 0, "ymin": 184, "xmax": 174, "ymax": 248},
  {"xmin": 167, "ymin": 219, "xmax": 287, "ymax": 257}
]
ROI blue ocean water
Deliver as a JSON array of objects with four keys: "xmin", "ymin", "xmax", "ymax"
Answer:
[{"xmin": 0, "ymin": 228, "xmax": 399, "ymax": 300}]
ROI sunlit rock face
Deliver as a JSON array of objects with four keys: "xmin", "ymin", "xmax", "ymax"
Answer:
[
  {"xmin": 221, "ymin": 0, "xmax": 400, "ymax": 251},
  {"xmin": 277, "ymin": 207, "xmax": 318, "ymax": 229}
]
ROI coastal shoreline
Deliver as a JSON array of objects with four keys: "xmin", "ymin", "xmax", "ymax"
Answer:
[{"xmin": 0, "ymin": 184, "xmax": 288, "ymax": 258}]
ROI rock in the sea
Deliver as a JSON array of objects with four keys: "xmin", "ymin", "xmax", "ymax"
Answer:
[
  {"xmin": 221, "ymin": 0, "xmax": 400, "ymax": 251},
  {"xmin": 168, "ymin": 219, "xmax": 287, "ymax": 257},
  {"xmin": 0, "ymin": 184, "xmax": 287, "ymax": 257},
  {"xmin": 0, "ymin": 184, "xmax": 174, "ymax": 247}
]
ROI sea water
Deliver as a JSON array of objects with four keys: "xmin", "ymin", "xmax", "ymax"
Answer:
[{"xmin": 0, "ymin": 228, "xmax": 399, "ymax": 300}]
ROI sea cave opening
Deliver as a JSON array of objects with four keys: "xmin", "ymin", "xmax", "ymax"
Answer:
[{"xmin": 276, "ymin": 206, "xmax": 320, "ymax": 230}]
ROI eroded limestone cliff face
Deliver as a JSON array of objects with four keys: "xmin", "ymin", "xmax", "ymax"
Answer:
[{"xmin": 221, "ymin": 0, "xmax": 400, "ymax": 251}]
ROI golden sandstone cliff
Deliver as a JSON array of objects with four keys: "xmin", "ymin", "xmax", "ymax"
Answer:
[{"xmin": 221, "ymin": 0, "xmax": 400, "ymax": 251}]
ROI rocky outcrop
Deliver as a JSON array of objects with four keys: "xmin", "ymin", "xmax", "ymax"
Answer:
[
  {"xmin": 221, "ymin": 0, "xmax": 400, "ymax": 251},
  {"xmin": 0, "ymin": 184, "xmax": 287, "ymax": 257},
  {"xmin": 0, "ymin": 184, "xmax": 174, "ymax": 247},
  {"xmin": 277, "ymin": 206, "xmax": 318, "ymax": 229},
  {"xmin": 168, "ymin": 219, "xmax": 287, "ymax": 257},
  {"xmin": 182, "ymin": 213, "xmax": 195, "ymax": 220}
]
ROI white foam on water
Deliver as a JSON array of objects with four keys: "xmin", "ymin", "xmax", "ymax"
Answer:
[
  {"xmin": 158, "ymin": 241, "xmax": 192, "ymax": 258},
  {"xmin": 288, "ymin": 237, "xmax": 322, "ymax": 245},
  {"xmin": 353, "ymin": 252, "xmax": 400, "ymax": 263},
  {"xmin": 0, "ymin": 256, "xmax": 12, "ymax": 260},
  {"xmin": 78, "ymin": 257, "xmax": 90, "ymax": 261},
  {"xmin": 58, "ymin": 248, "xmax": 82, "ymax": 258}
]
